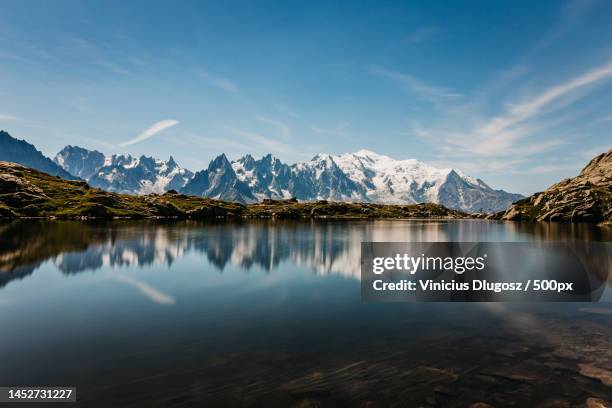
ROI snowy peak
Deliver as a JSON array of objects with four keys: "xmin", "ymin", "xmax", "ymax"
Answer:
[
  {"xmin": 55, "ymin": 145, "xmax": 105, "ymax": 180},
  {"xmin": 54, "ymin": 146, "xmax": 193, "ymax": 194},
  {"xmin": 287, "ymin": 153, "xmax": 362, "ymax": 201},
  {"xmin": 207, "ymin": 153, "xmax": 232, "ymax": 172},
  {"xmin": 231, "ymin": 154, "xmax": 292, "ymax": 200},
  {"xmin": 330, "ymin": 151, "xmax": 523, "ymax": 211},
  {"xmin": 182, "ymin": 154, "xmax": 255, "ymax": 202},
  {"xmin": 332, "ymin": 151, "xmax": 449, "ymax": 204}
]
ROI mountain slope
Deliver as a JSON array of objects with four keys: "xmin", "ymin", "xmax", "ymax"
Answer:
[
  {"xmin": 498, "ymin": 149, "xmax": 612, "ymax": 222},
  {"xmin": 55, "ymin": 146, "xmax": 193, "ymax": 194},
  {"xmin": 0, "ymin": 131, "xmax": 79, "ymax": 180}
]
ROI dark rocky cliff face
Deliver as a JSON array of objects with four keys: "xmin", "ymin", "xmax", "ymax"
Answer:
[{"xmin": 497, "ymin": 148, "xmax": 612, "ymax": 223}]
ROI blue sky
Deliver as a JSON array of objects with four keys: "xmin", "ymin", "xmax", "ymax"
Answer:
[{"xmin": 0, "ymin": 0, "xmax": 611, "ymax": 194}]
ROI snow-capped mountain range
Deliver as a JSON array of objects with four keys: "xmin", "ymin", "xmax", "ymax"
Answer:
[
  {"xmin": 225, "ymin": 150, "xmax": 523, "ymax": 213},
  {"xmin": 55, "ymin": 145, "xmax": 193, "ymax": 194},
  {"xmin": 48, "ymin": 141, "xmax": 523, "ymax": 213}
]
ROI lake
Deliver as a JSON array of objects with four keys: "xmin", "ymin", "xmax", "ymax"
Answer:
[{"xmin": 0, "ymin": 220, "xmax": 611, "ymax": 407}]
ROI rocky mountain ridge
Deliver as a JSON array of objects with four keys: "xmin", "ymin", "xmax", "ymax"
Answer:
[{"xmin": 497, "ymin": 148, "xmax": 612, "ymax": 223}]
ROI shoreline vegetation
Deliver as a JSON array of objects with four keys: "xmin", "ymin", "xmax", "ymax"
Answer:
[{"xmin": 1, "ymin": 158, "xmax": 610, "ymax": 224}]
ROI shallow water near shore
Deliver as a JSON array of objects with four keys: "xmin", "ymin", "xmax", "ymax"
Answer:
[{"xmin": 0, "ymin": 220, "xmax": 611, "ymax": 407}]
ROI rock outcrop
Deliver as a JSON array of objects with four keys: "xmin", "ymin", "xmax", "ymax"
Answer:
[{"xmin": 495, "ymin": 149, "xmax": 612, "ymax": 223}]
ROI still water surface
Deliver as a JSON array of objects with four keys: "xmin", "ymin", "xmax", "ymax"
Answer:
[{"xmin": 0, "ymin": 220, "xmax": 610, "ymax": 407}]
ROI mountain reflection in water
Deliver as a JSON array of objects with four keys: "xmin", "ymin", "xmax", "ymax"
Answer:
[
  {"xmin": 1, "ymin": 219, "xmax": 611, "ymax": 284},
  {"xmin": 0, "ymin": 219, "xmax": 611, "ymax": 407}
]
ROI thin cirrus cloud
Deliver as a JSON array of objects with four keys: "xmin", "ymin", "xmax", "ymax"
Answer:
[
  {"xmin": 370, "ymin": 66, "xmax": 462, "ymax": 103},
  {"xmin": 0, "ymin": 113, "xmax": 19, "ymax": 121},
  {"xmin": 407, "ymin": 58, "xmax": 612, "ymax": 180},
  {"xmin": 478, "ymin": 60, "xmax": 612, "ymax": 137},
  {"xmin": 312, "ymin": 121, "xmax": 350, "ymax": 137},
  {"xmin": 228, "ymin": 128, "xmax": 292, "ymax": 154},
  {"xmin": 255, "ymin": 116, "xmax": 292, "ymax": 138},
  {"xmin": 198, "ymin": 68, "xmax": 238, "ymax": 93},
  {"xmin": 62, "ymin": 36, "xmax": 130, "ymax": 75},
  {"xmin": 437, "ymin": 60, "xmax": 612, "ymax": 156},
  {"xmin": 119, "ymin": 120, "xmax": 180, "ymax": 147}
]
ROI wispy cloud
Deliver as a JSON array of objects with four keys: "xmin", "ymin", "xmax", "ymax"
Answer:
[
  {"xmin": 312, "ymin": 121, "xmax": 350, "ymax": 137},
  {"xmin": 81, "ymin": 136, "xmax": 118, "ymax": 152},
  {"xmin": 532, "ymin": 0, "xmax": 599, "ymax": 52},
  {"xmin": 578, "ymin": 146, "xmax": 609, "ymax": 160},
  {"xmin": 529, "ymin": 163, "xmax": 584, "ymax": 173},
  {"xmin": 273, "ymin": 102, "xmax": 298, "ymax": 118},
  {"xmin": 370, "ymin": 66, "xmax": 462, "ymax": 103},
  {"xmin": 65, "ymin": 96, "xmax": 94, "ymax": 114},
  {"xmin": 406, "ymin": 59, "xmax": 612, "ymax": 184},
  {"xmin": 0, "ymin": 51, "xmax": 31, "ymax": 64},
  {"xmin": 120, "ymin": 120, "xmax": 180, "ymax": 147},
  {"xmin": 478, "ymin": 61, "xmax": 612, "ymax": 138},
  {"xmin": 62, "ymin": 36, "xmax": 130, "ymax": 75},
  {"xmin": 198, "ymin": 69, "xmax": 238, "ymax": 93},
  {"xmin": 223, "ymin": 127, "xmax": 321, "ymax": 161},
  {"xmin": 0, "ymin": 113, "xmax": 19, "ymax": 121},
  {"xmin": 256, "ymin": 116, "xmax": 292, "ymax": 138},
  {"xmin": 227, "ymin": 128, "xmax": 293, "ymax": 154}
]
